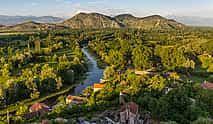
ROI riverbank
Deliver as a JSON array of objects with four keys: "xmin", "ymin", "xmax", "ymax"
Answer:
[
  {"xmin": 0, "ymin": 47, "xmax": 105, "ymax": 117},
  {"xmin": 71, "ymin": 47, "xmax": 104, "ymax": 95}
]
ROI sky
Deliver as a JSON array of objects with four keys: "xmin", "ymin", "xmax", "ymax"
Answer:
[{"xmin": 0, "ymin": 0, "xmax": 213, "ymax": 18}]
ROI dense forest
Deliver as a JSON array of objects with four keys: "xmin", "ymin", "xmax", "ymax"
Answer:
[
  {"xmin": 0, "ymin": 27, "xmax": 212, "ymax": 124},
  {"xmin": 0, "ymin": 30, "xmax": 87, "ymax": 117}
]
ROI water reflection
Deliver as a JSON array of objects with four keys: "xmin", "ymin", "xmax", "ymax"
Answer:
[{"xmin": 71, "ymin": 47, "xmax": 104, "ymax": 95}]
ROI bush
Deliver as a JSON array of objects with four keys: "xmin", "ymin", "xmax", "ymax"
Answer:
[
  {"xmin": 160, "ymin": 121, "xmax": 178, "ymax": 124},
  {"xmin": 192, "ymin": 118, "xmax": 213, "ymax": 124}
]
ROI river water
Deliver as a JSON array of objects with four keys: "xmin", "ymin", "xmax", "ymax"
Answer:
[{"xmin": 71, "ymin": 47, "xmax": 104, "ymax": 95}]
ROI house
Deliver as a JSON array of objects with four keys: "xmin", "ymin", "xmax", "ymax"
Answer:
[
  {"xmin": 29, "ymin": 103, "xmax": 50, "ymax": 112},
  {"xmin": 41, "ymin": 119, "xmax": 52, "ymax": 124},
  {"xmin": 93, "ymin": 83, "xmax": 105, "ymax": 92},
  {"xmin": 100, "ymin": 79, "xmax": 110, "ymax": 83},
  {"xmin": 165, "ymin": 87, "xmax": 173, "ymax": 94},
  {"xmin": 24, "ymin": 103, "xmax": 50, "ymax": 119},
  {"xmin": 134, "ymin": 70, "xmax": 150, "ymax": 75},
  {"xmin": 55, "ymin": 117, "xmax": 68, "ymax": 123},
  {"xmin": 120, "ymin": 102, "xmax": 140, "ymax": 124},
  {"xmin": 119, "ymin": 81, "xmax": 128, "ymax": 86},
  {"xmin": 66, "ymin": 95, "xmax": 85, "ymax": 105},
  {"xmin": 201, "ymin": 81, "xmax": 213, "ymax": 89}
]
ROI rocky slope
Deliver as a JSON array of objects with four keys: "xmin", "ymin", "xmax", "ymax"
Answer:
[
  {"xmin": 115, "ymin": 14, "xmax": 184, "ymax": 29},
  {"xmin": 63, "ymin": 13, "xmax": 122, "ymax": 29}
]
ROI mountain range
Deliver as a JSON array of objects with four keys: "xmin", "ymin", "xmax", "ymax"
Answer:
[
  {"xmin": 62, "ymin": 13, "xmax": 184, "ymax": 29},
  {"xmin": 0, "ymin": 13, "xmax": 186, "ymax": 31}
]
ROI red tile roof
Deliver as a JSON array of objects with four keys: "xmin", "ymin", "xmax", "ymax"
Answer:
[
  {"xmin": 30, "ymin": 103, "xmax": 50, "ymax": 112},
  {"xmin": 119, "ymin": 81, "xmax": 128, "ymax": 86},
  {"xmin": 66, "ymin": 95, "xmax": 85, "ymax": 102},
  {"xmin": 94, "ymin": 83, "xmax": 105, "ymax": 88},
  {"xmin": 201, "ymin": 82, "xmax": 213, "ymax": 89}
]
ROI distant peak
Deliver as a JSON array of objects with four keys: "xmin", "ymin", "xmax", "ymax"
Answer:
[
  {"xmin": 17, "ymin": 21, "xmax": 40, "ymax": 25},
  {"xmin": 143, "ymin": 15, "xmax": 165, "ymax": 20},
  {"xmin": 115, "ymin": 14, "xmax": 137, "ymax": 18},
  {"xmin": 116, "ymin": 14, "xmax": 135, "ymax": 17}
]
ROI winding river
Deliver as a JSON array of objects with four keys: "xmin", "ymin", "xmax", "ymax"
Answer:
[{"xmin": 71, "ymin": 47, "xmax": 104, "ymax": 95}]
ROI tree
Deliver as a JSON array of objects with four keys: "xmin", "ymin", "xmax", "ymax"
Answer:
[
  {"xmin": 155, "ymin": 47, "xmax": 187, "ymax": 70},
  {"xmin": 40, "ymin": 64, "xmax": 62, "ymax": 91},
  {"xmin": 46, "ymin": 33, "xmax": 52, "ymax": 48},
  {"xmin": 103, "ymin": 65, "xmax": 116, "ymax": 79},
  {"xmin": 159, "ymin": 88, "xmax": 192, "ymax": 124},
  {"xmin": 106, "ymin": 50, "xmax": 125, "ymax": 68},
  {"xmin": 196, "ymin": 89, "xmax": 213, "ymax": 116},
  {"xmin": 160, "ymin": 121, "xmax": 178, "ymax": 124},
  {"xmin": 170, "ymin": 72, "xmax": 180, "ymax": 80},
  {"xmin": 132, "ymin": 45, "xmax": 153, "ymax": 70},
  {"xmin": 34, "ymin": 37, "xmax": 41, "ymax": 53},
  {"xmin": 148, "ymin": 75, "xmax": 166, "ymax": 91},
  {"xmin": 192, "ymin": 118, "xmax": 213, "ymax": 124}
]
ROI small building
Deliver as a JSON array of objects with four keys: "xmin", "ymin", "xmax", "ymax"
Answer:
[
  {"xmin": 119, "ymin": 81, "xmax": 128, "ymax": 86},
  {"xmin": 165, "ymin": 87, "xmax": 173, "ymax": 94},
  {"xmin": 41, "ymin": 119, "xmax": 52, "ymax": 124},
  {"xmin": 55, "ymin": 117, "xmax": 68, "ymax": 123},
  {"xmin": 66, "ymin": 95, "xmax": 85, "ymax": 105},
  {"xmin": 135, "ymin": 70, "xmax": 150, "ymax": 75},
  {"xmin": 120, "ymin": 102, "xmax": 140, "ymax": 124},
  {"xmin": 30, "ymin": 103, "xmax": 50, "ymax": 113},
  {"xmin": 24, "ymin": 103, "xmax": 50, "ymax": 119},
  {"xmin": 93, "ymin": 83, "xmax": 105, "ymax": 92},
  {"xmin": 100, "ymin": 79, "xmax": 110, "ymax": 83},
  {"xmin": 201, "ymin": 81, "xmax": 213, "ymax": 89}
]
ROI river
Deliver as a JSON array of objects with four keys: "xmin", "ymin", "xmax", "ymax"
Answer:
[{"xmin": 71, "ymin": 47, "xmax": 104, "ymax": 95}]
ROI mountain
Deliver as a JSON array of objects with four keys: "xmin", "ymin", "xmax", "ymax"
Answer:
[
  {"xmin": 0, "ymin": 15, "xmax": 64, "ymax": 26},
  {"xmin": 63, "ymin": 13, "xmax": 185, "ymax": 29},
  {"xmin": 115, "ymin": 14, "xmax": 185, "ymax": 29},
  {"xmin": 4, "ymin": 21, "xmax": 66, "ymax": 31},
  {"xmin": 114, "ymin": 14, "xmax": 140, "ymax": 27},
  {"xmin": 168, "ymin": 15, "xmax": 213, "ymax": 27},
  {"xmin": 63, "ymin": 12, "xmax": 122, "ymax": 28},
  {"xmin": 0, "ymin": 13, "xmax": 185, "ymax": 30},
  {"xmin": 0, "ymin": 24, "xmax": 4, "ymax": 28}
]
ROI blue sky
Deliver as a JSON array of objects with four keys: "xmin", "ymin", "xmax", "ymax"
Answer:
[{"xmin": 1, "ymin": 0, "xmax": 213, "ymax": 18}]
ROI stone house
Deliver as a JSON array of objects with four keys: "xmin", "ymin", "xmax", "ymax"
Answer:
[
  {"xmin": 120, "ymin": 102, "xmax": 140, "ymax": 124},
  {"xmin": 66, "ymin": 95, "xmax": 85, "ymax": 105}
]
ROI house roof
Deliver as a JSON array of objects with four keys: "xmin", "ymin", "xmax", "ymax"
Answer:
[
  {"xmin": 30, "ymin": 103, "xmax": 50, "ymax": 112},
  {"xmin": 66, "ymin": 95, "xmax": 85, "ymax": 102},
  {"xmin": 94, "ymin": 83, "xmax": 105, "ymax": 88},
  {"xmin": 121, "ymin": 102, "xmax": 139, "ymax": 114},
  {"xmin": 201, "ymin": 82, "xmax": 213, "ymax": 89},
  {"xmin": 119, "ymin": 81, "xmax": 128, "ymax": 86}
]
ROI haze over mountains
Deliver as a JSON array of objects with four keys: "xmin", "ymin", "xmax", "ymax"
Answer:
[
  {"xmin": 0, "ymin": 15, "xmax": 64, "ymax": 26},
  {"xmin": 168, "ymin": 15, "xmax": 213, "ymax": 27}
]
